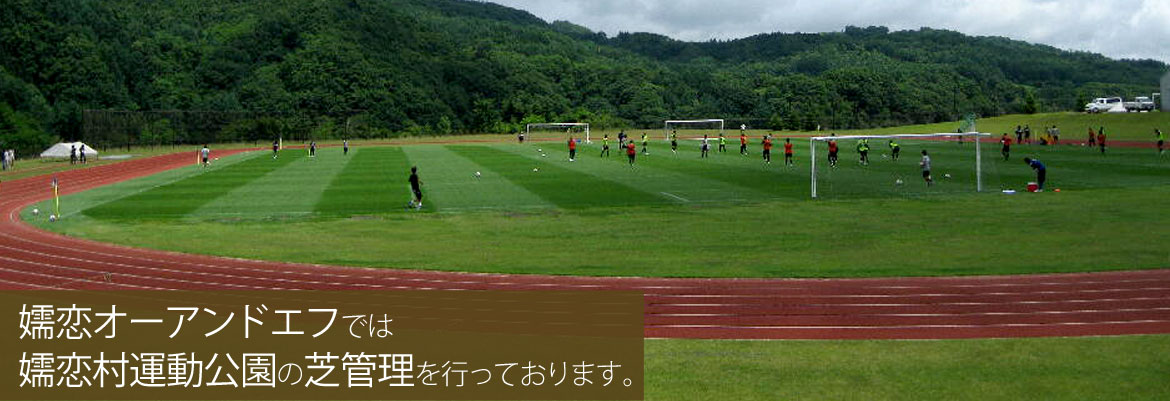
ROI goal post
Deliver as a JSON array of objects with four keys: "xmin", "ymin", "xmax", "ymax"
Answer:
[
  {"xmin": 664, "ymin": 119, "xmax": 725, "ymax": 140},
  {"xmin": 526, "ymin": 123, "xmax": 591, "ymax": 143},
  {"xmin": 809, "ymin": 132, "xmax": 991, "ymax": 199}
]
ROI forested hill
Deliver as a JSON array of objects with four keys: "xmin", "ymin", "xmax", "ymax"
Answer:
[{"xmin": 0, "ymin": 0, "xmax": 1165, "ymax": 155}]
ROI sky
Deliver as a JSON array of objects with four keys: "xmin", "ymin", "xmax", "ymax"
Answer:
[{"xmin": 489, "ymin": 0, "xmax": 1170, "ymax": 63}]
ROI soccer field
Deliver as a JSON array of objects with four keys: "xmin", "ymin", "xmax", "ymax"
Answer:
[{"xmin": 24, "ymin": 138, "xmax": 1170, "ymax": 278}]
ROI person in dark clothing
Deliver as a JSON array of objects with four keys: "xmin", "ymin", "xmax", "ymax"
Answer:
[
  {"xmin": 407, "ymin": 166, "xmax": 423, "ymax": 210},
  {"xmin": 1023, "ymin": 157, "xmax": 1047, "ymax": 192}
]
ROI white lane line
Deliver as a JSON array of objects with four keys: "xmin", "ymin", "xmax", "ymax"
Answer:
[
  {"xmin": 648, "ymin": 320, "xmax": 1170, "ymax": 330},
  {"xmin": 651, "ymin": 307, "xmax": 1170, "ymax": 317},
  {"xmin": 660, "ymin": 192, "xmax": 691, "ymax": 203}
]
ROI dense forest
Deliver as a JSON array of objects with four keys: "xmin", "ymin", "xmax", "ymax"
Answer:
[{"xmin": 0, "ymin": 0, "xmax": 1165, "ymax": 155}]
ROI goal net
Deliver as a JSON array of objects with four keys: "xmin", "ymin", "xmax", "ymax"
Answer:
[
  {"xmin": 664, "ymin": 119, "xmax": 724, "ymax": 141},
  {"xmin": 526, "ymin": 123, "xmax": 591, "ymax": 143},
  {"xmin": 809, "ymin": 132, "xmax": 996, "ymax": 199}
]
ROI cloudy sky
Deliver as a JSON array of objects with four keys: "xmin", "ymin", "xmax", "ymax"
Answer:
[{"xmin": 490, "ymin": 0, "xmax": 1170, "ymax": 62}]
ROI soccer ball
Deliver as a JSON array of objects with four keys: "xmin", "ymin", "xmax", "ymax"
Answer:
[
  {"xmin": 541, "ymin": 153, "xmax": 547, "ymax": 157},
  {"xmin": 474, "ymin": 171, "xmax": 481, "ymax": 178},
  {"xmin": 48, "ymin": 214, "xmax": 57, "ymax": 222},
  {"xmin": 944, "ymin": 173, "xmax": 952, "ymax": 179},
  {"xmin": 895, "ymin": 179, "xmax": 904, "ymax": 186},
  {"xmin": 537, "ymin": 148, "xmax": 543, "ymax": 152},
  {"xmin": 32, "ymin": 208, "xmax": 39, "ymax": 216},
  {"xmin": 533, "ymin": 168, "xmax": 539, "ymax": 172}
]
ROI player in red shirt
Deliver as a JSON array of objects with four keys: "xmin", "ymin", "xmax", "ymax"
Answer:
[
  {"xmin": 626, "ymin": 140, "xmax": 637, "ymax": 165},
  {"xmin": 567, "ymin": 136, "xmax": 577, "ymax": 162},
  {"xmin": 1097, "ymin": 130, "xmax": 1106, "ymax": 154},
  {"xmin": 784, "ymin": 138, "xmax": 794, "ymax": 166},
  {"xmin": 761, "ymin": 135, "xmax": 773, "ymax": 164},
  {"xmin": 827, "ymin": 134, "xmax": 839, "ymax": 167},
  {"xmin": 1000, "ymin": 133, "xmax": 1013, "ymax": 161},
  {"xmin": 739, "ymin": 132, "xmax": 748, "ymax": 155}
]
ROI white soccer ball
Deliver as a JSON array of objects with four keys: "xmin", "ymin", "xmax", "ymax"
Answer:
[
  {"xmin": 474, "ymin": 171, "xmax": 481, "ymax": 178},
  {"xmin": 533, "ymin": 168, "xmax": 539, "ymax": 172},
  {"xmin": 48, "ymin": 214, "xmax": 57, "ymax": 222},
  {"xmin": 895, "ymin": 179, "xmax": 904, "ymax": 185},
  {"xmin": 541, "ymin": 153, "xmax": 547, "ymax": 157},
  {"xmin": 944, "ymin": 173, "xmax": 952, "ymax": 179},
  {"xmin": 537, "ymin": 148, "xmax": 543, "ymax": 152},
  {"xmin": 32, "ymin": 208, "xmax": 39, "ymax": 216}
]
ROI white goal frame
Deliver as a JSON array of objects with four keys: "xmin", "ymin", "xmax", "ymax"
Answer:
[
  {"xmin": 526, "ymin": 123, "xmax": 591, "ymax": 143},
  {"xmin": 809, "ymin": 132, "xmax": 991, "ymax": 199},
  {"xmin": 664, "ymin": 119, "xmax": 724, "ymax": 140}
]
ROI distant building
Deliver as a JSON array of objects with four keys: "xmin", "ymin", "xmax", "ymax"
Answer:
[{"xmin": 1163, "ymin": 72, "xmax": 1170, "ymax": 111}]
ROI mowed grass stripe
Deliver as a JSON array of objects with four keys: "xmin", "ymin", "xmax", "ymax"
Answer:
[
  {"xmin": 83, "ymin": 150, "xmax": 302, "ymax": 220},
  {"xmin": 448, "ymin": 145, "xmax": 666, "ymax": 209},
  {"xmin": 573, "ymin": 141, "xmax": 810, "ymax": 200},
  {"xmin": 496, "ymin": 143, "xmax": 768, "ymax": 204},
  {"xmin": 315, "ymin": 147, "xmax": 415, "ymax": 215},
  {"xmin": 401, "ymin": 145, "xmax": 551, "ymax": 211},
  {"xmin": 193, "ymin": 147, "xmax": 352, "ymax": 218}
]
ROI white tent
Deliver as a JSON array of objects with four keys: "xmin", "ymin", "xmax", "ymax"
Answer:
[{"xmin": 40, "ymin": 142, "xmax": 98, "ymax": 159}]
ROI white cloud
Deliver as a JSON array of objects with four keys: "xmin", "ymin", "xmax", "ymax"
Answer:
[{"xmin": 489, "ymin": 0, "xmax": 1170, "ymax": 62}]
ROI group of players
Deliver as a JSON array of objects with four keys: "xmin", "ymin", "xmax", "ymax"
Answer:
[
  {"xmin": 587, "ymin": 130, "xmax": 798, "ymax": 167},
  {"xmin": 566, "ymin": 130, "xmax": 1056, "ymax": 190}
]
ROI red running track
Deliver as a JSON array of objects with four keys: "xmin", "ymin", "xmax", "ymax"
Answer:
[{"xmin": 1, "ymin": 150, "xmax": 1168, "ymax": 340}]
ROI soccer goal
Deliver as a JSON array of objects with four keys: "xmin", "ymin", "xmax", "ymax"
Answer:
[
  {"xmin": 809, "ymin": 132, "xmax": 992, "ymax": 199},
  {"xmin": 526, "ymin": 123, "xmax": 591, "ymax": 143},
  {"xmin": 664, "ymin": 119, "xmax": 724, "ymax": 140}
]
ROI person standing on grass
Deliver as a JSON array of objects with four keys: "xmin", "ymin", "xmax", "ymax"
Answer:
[
  {"xmin": 70, "ymin": 145, "xmax": 77, "ymax": 165},
  {"xmin": 600, "ymin": 134, "xmax": 610, "ymax": 158},
  {"xmin": 518, "ymin": 131, "xmax": 525, "ymax": 144},
  {"xmin": 739, "ymin": 131, "xmax": 748, "ymax": 155},
  {"xmin": 827, "ymin": 134, "xmax": 839, "ymax": 167},
  {"xmin": 641, "ymin": 133, "xmax": 650, "ymax": 156},
  {"xmin": 618, "ymin": 130, "xmax": 627, "ymax": 149},
  {"xmin": 718, "ymin": 133, "xmax": 727, "ymax": 153},
  {"xmin": 1001, "ymin": 133, "xmax": 1013, "ymax": 161},
  {"xmin": 671, "ymin": 132, "xmax": 679, "ymax": 154},
  {"xmin": 1052, "ymin": 125, "xmax": 1061, "ymax": 145},
  {"xmin": 761, "ymin": 135, "xmax": 773, "ymax": 164},
  {"xmin": 309, "ymin": 141, "xmax": 317, "ymax": 158},
  {"xmin": 626, "ymin": 139, "xmax": 636, "ymax": 165},
  {"xmin": 273, "ymin": 139, "xmax": 280, "ymax": 159},
  {"xmin": 1156, "ymin": 129, "xmax": 1165, "ymax": 155},
  {"xmin": 343, "ymin": 139, "xmax": 349, "ymax": 156},
  {"xmin": 1097, "ymin": 130, "xmax": 1107, "ymax": 154},
  {"xmin": 201, "ymin": 144, "xmax": 210, "ymax": 167},
  {"xmin": 567, "ymin": 136, "xmax": 577, "ymax": 162},
  {"xmin": 701, "ymin": 135, "xmax": 711, "ymax": 158},
  {"xmin": 889, "ymin": 139, "xmax": 901, "ymax": 161},
  {"xmin": 1023, "ymin": 157, "xmax": 1047, "ymax": 192},
  {"xmin": 920, "ymin": 150, "xmax": 934, "ymax": 187},
  {"xmin": 857, "ymin": 139, "xmax": 870, "ymax": 166},
  {"xmin": 1024, "ymin": 125, "xmax": 1032, "ymax": 145},
  {"xmin": 784, "ymin": 138, "xmax": 795, "ymax": 166},
  {"xmin": 1087, "ymin": 127, "xmax": 1096, "ymax": 147},
  {"xmin": 78, "ymin": 144, "xmax": 87, "ymax": 164},
  {"xmin": 407, "ymin": 166, "xmax": 423, "ymax": 210},
  {"xmin": 1016, "ymin": 125, "xmax": 1024, "ymax": 144}
]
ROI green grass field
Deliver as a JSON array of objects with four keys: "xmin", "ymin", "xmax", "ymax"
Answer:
[
  {"xmin": 12, "ymin": 115, "xmax": 1170, "ymax": 400},
  {"xmin": 645, "ymin": 335, "xmax": 1170, "ymax": 400},
  {"xmin": 22, "ymin": 135, "xmax": 1170, "ymax": 278}
]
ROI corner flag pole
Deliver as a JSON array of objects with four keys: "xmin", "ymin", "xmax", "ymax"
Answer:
[{"xmin": 51, "ymin": 177, "xmax": 60, "ymax": 217}]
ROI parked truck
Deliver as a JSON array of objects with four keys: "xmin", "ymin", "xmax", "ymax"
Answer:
[
  {"xmin": 1084, "ymin": 97, "xmax": 1123, "ymax": 113},
  {"xmin": 1124, "ymin": 96, "xmax": 1156, "ymax": 112}
]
